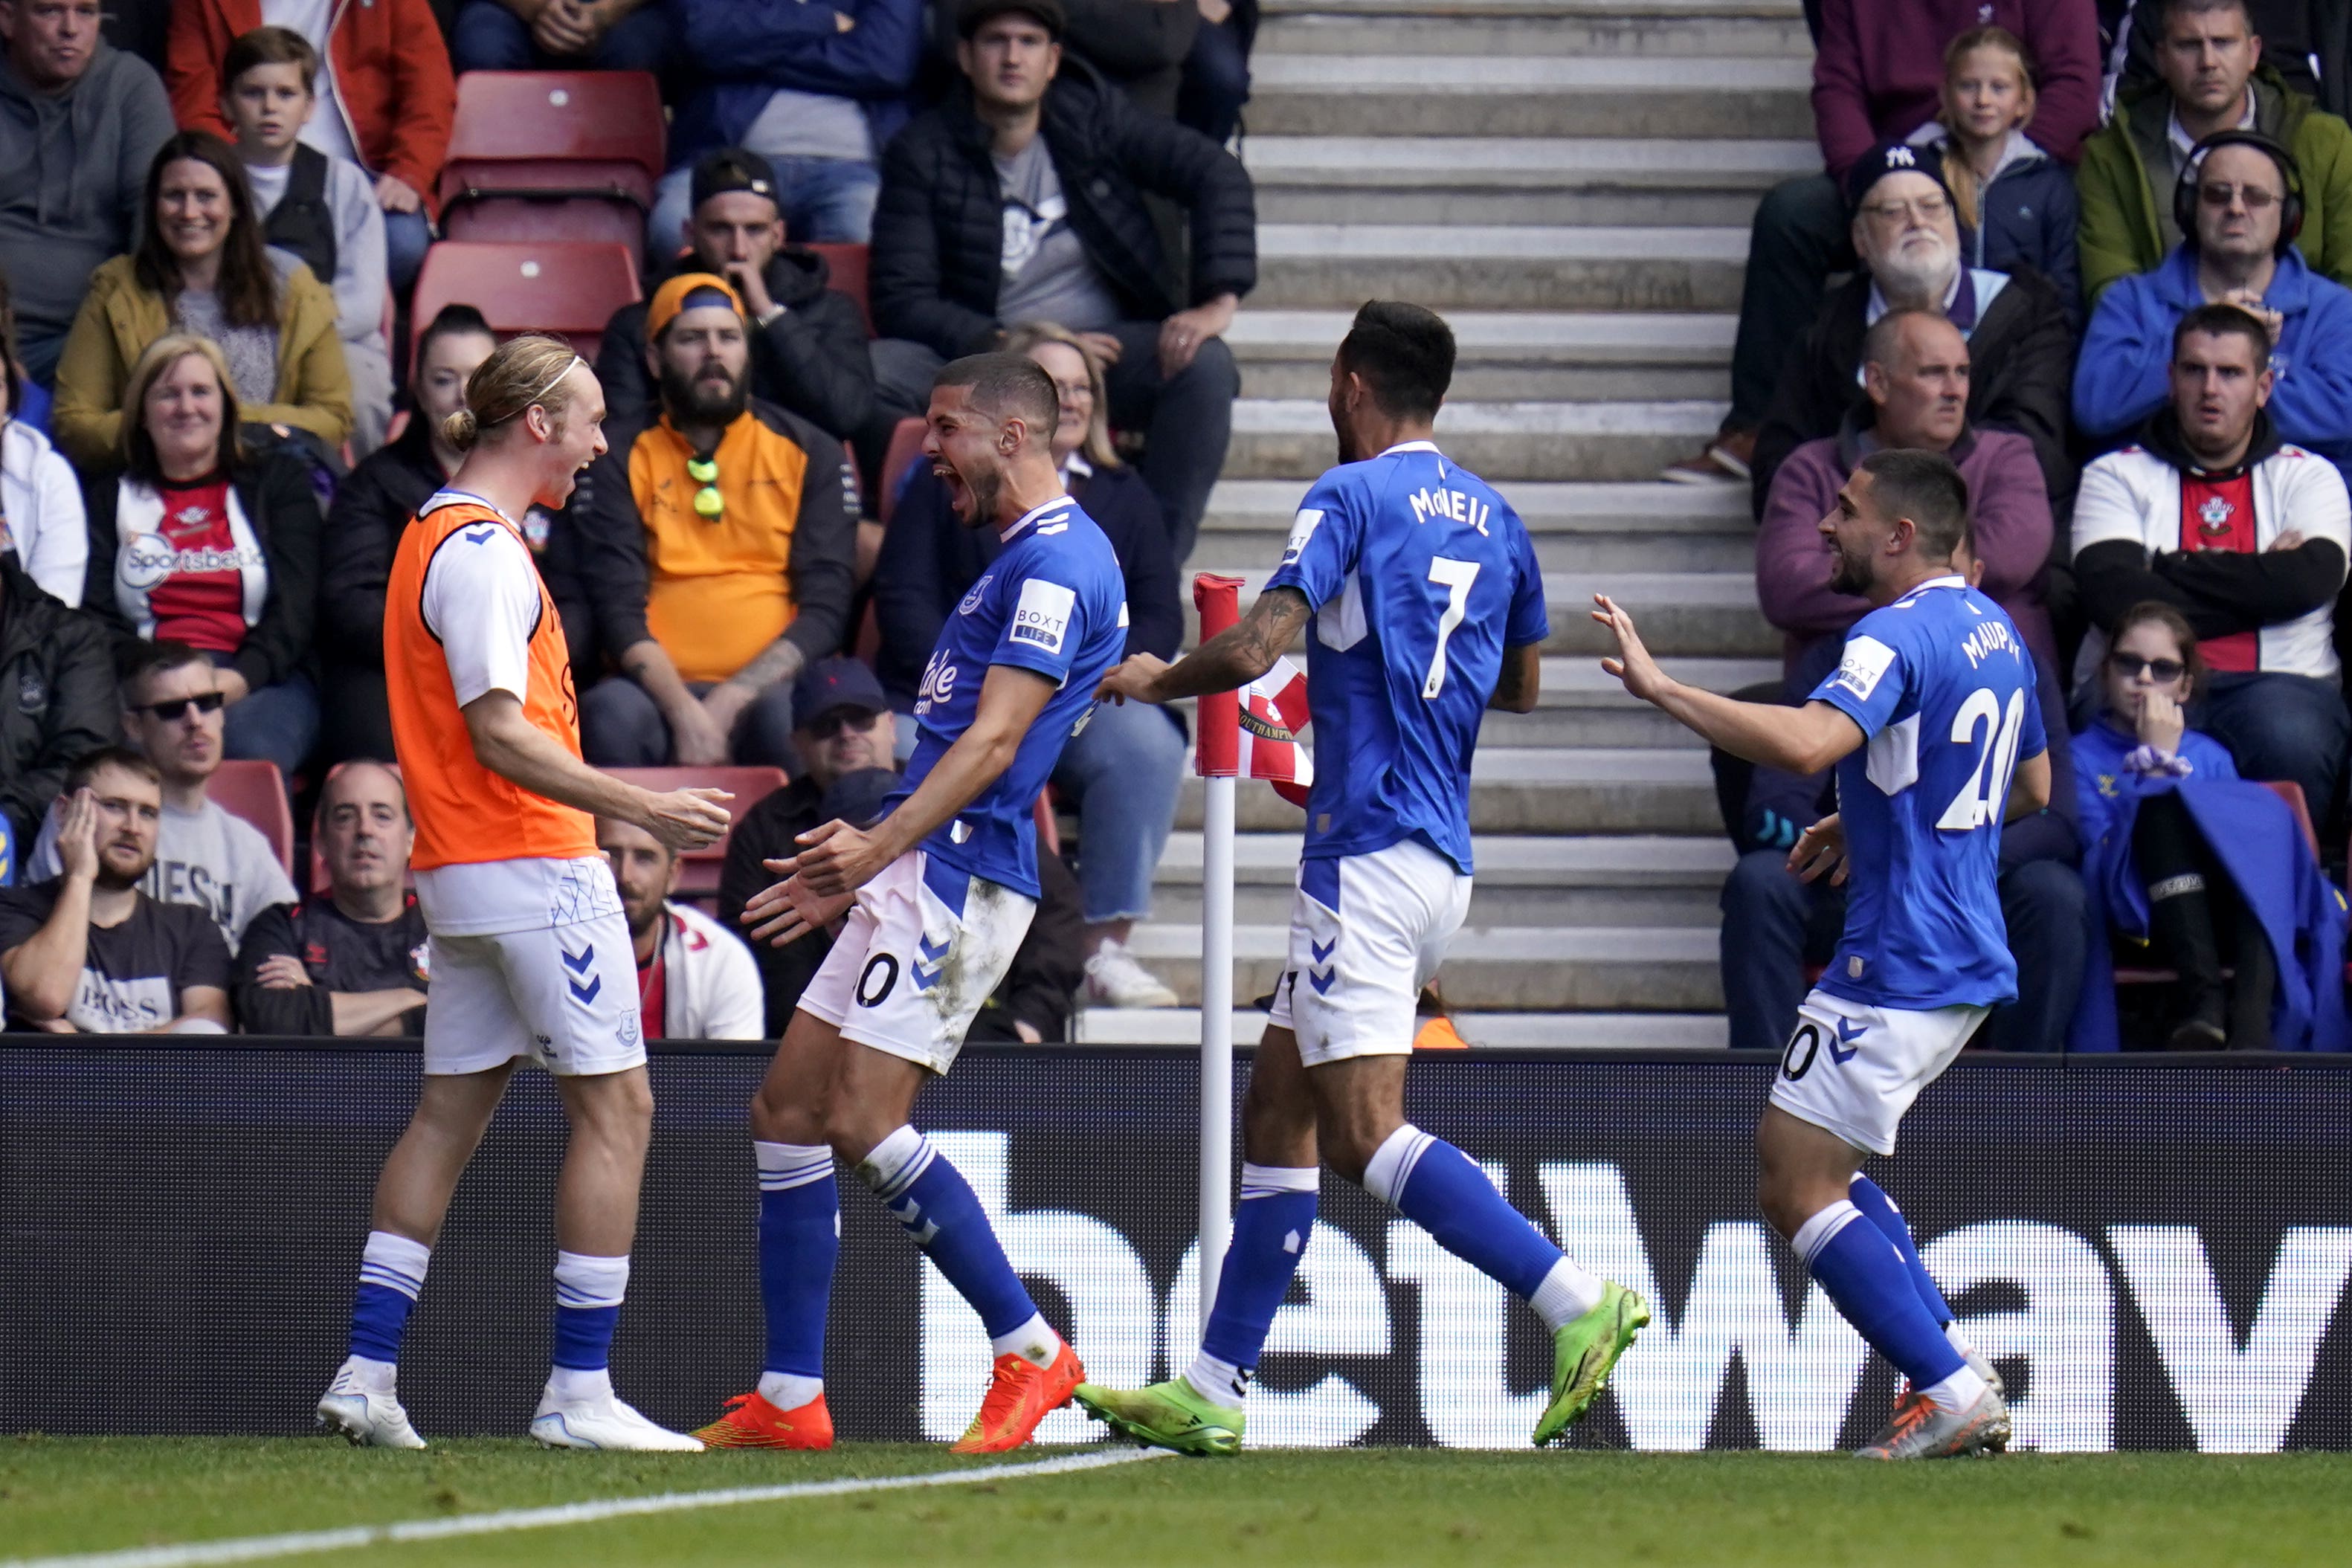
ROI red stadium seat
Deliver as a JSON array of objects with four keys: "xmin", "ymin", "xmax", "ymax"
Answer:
[
  {"xmin": 410, "ymin": 242, "xmax": 641, "ymax": 363},
  {"xmin": 878, "ymin": 416, "xmax": 928, "ymax": 527},
  {"xmin": 438, "ymin": 72, "xmax": 664, "ymax": 253},
  {"xmin": 606, "ymin": 767, "xmax": 790, "ymax": 900},
  {"xmin": 805, "ymin": 242, "xmax": 872, "ymax": 336},
  {"xmin": 209, "ymin": 761, "xmax": 295, "ymax": 882}
]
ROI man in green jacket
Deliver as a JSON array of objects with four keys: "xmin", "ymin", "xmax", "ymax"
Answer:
[{"xmin": 2078, "ymin": 0, "xmax": 2352, "ymax": 304}]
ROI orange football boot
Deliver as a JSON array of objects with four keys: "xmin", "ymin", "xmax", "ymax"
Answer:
[
  {"xmin": 693, "ymin": 1389, "xmax": 835, "ymax": 1450},
  {"xmin": 950, "ymin": 1342, "xmax": 1085, "ymax": 1454}
]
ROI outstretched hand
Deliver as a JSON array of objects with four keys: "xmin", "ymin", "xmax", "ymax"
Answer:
[
  {"xmin": 641, "ymin": 786, "xmax": 733, "ymax": 851},
  {"xmin": 741, "ymin": 864, "xmax": 856, "ymax": 949},
  {"xmin": 1096, "ymin": 652, "xmax": 1170, "ymax": 706},
  {"xmin": 767, "ymin": 817, "xmax": 892, "ymax": 899},
  {"xmin": 1591, "ymin": 594, "xmax": 1672, "ymax": 705},
  {"xmin": 1788, "ymin": 813, "xmax": 1849, "ymax": 886}
]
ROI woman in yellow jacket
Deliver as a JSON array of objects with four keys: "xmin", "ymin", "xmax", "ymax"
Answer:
[{"xmin": 54, "ymin": 131, "xmax": 351, "ymax": 471}]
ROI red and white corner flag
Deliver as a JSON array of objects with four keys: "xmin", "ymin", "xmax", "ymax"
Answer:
[{"xmin": 1239, "ymin": 657, "xmax": 1311, "ymax": 807}]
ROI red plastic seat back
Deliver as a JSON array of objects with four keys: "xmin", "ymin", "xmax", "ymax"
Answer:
[
  {"xmin": 209, "ymin": 761, "xmax": 295, "ymax": 882},
  {"xmin": 804, "ymin": 242, "xmax": 872, "ymax": 336},
  {"xmin": 443, "ymin": 71, "xmax": 665, "ymax": 183},
  {"xmin": 605, "ymin": 767, "xmax": 790, "ymax": 898},
  {"xmin": 410, "ymin": 242, "xmax": 642, "ymax": 363}
]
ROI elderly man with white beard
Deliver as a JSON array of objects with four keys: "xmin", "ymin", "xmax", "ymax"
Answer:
[{"xmin": 1747, "ymin": 141, "xmax": 2078, "ymax": 521}]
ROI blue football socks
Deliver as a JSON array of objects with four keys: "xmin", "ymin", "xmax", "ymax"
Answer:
[
  {"xmin": 1362, "ymin": 1126, "xmax": 1603, "ymax": 1328},
  {"xmin": 1848, "ymin": 1174, "xmax": 1956, "ymax": 1326},
  {"xmin": 1796, "ymin": 1200, "xmax": 1967, "ymax": 1394},
  {"xmin": 861, "ymin": 1126, "xmax": 1053, "ymax": 1364},
  {"xmin": 1187, "ymin": 1164, "xmax": 1318, "ymax": 1404},
  {"xmin": 755, "ymin": 1140, "xmax": 837, "ymax": 1409},
  {"xmin": 349, "ymin": 1230, "xmax": 429, "ymax": 1367}
]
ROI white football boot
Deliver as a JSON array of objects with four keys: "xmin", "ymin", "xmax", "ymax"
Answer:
[
  {"xmin": 531, "ymin": 1386, "xmax": 706, "ymax": 1451},
  {"xmin": 316, "ymin": 1357, "xmax": 428, "ymax": 1449}
]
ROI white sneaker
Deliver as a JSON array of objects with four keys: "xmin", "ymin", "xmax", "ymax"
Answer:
[
  {"xmin": 531, "ymin": 1388, "xmax": 705, "ymax": 1451},
  {"xmin": 317, "ymin": 1358, "xmax": 428, "ymax": 1449},
  {"xmin": 1086, "ymin": 939, "xmax": 1179, "ymax": 1008}
]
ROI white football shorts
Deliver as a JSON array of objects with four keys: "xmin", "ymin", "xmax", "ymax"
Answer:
[
  {"xmin": 1267, "ymin": 837, "xmax": 1472, "ymax": 1067},
  {"xmin": 1766, "ymin": 988, "xmax": 1989, "ymax": 1156},
  {"xmin": 797, "ymin": 850, "xmax": 1037, "ymax": 1074},
  {"xmin": 422, "ymin": 877, "xmax": 646, "ymax": 1079}
]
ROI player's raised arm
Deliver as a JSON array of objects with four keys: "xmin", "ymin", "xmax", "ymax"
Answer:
[
  {"xmin": 1098, "ymin": 584, "xmax": 1312, "ymax": 705},
  {"xmin": 1594, "ymin": 593, "xmax": 1864, "ymax": 775}
]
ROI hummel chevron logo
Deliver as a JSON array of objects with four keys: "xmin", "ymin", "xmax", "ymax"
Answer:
[
  {"xmin": 1309, "ymin": 936, "xmax": 1337, "ymax": 966},
  {"xmin": 1309, "ymin": 967, "xmax": 1336, "ymax": 996},
  {"xmin": 561, "ymin": 946, "xmax": 595, "ymax": 975},
  {"xmin": 1830, "ymin": 1016, "xmax": 1866, "ymax": 1064},
  {"xmin": 461, "ymin": 525, "xmax": 498, "ymax": 545},
  {"xmin": 568, "ymin": 975, "xmax": 602, "ymax": 1005},
  {"xmin": 912, "ymin": 935, "xmax": 950, "ymax": 993}
]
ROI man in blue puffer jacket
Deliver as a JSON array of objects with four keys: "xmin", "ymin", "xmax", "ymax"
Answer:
[
  {"xmin": 2075, "ymin": 132, "xmax": 2352, "ymax": 490},
  {"xmin": 653, "ymin": 0, "xmax": 928, "ymax": 254}
]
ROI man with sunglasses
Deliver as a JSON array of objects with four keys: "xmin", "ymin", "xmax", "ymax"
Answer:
[
  {"xmin": 2076, "ymin": 132, "xmax": 2352, "ymax": 491},
  {"xmin": 2073, "ymin": 300, "xmax": 2352, "ymax": 822},
  {"xmin": 1747, "ymin": 141, "xmax": 2077, "ymax": 520},
  {"xmin": 570, "ymin": 270, "xmax": 860, "ymax": 772},
  {"xmin": 25, "ymin": 641, "xmax": 297, "ymax": 950}
]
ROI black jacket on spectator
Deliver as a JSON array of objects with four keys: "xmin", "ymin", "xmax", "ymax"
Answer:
[
  {"xmin": 565, "ymin": 399, "xmax": 860, "ymax": 679},
  {"xmin": 0, "ymin": 558, "xmax": 117, "ymax": 848},
  {"xmin": 2074, "ymin": 407, "xmax": 2348, "ymax": 641},
  {"xmin": 871, "ymin": 460, "xmax": 1181, "ymax": 707},
  {"xmin": 233, "ymin": 895, "xmax": 431, "ymax": 1036},
  {"xmin": 596, "ymin": 248, "xmax": 875, "ymax": 439},
  {"xmin": 719, "ymin": 775, "xmax": 1086, "ymax": 1039},
  {"xmin": 83, "ymin": 448, "xmax": 322, "ymax": 695},
  {"xmin": 1750, "ymin": 266, "xmax": 2078, "ymax": 520},
  {"xmin": 871, "ymin": 57, "xmax": 1257, "ymax": 356}
]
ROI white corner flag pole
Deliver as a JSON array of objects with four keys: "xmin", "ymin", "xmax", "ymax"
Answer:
[
  {"xmin": 1199, "ymin": 769, "xmax": 1235, "ymax": 1326},
  {"xmin": 1192, "ymin": 573, "xmax": 1246, "ymax": 1329}
]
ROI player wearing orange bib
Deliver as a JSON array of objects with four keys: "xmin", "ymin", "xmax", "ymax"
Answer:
[{"xmin": 315, "ymin": 337, "xmax": 732, "ymax": 1453}]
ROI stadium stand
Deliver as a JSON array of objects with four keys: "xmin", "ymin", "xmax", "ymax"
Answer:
[
  {"xmin": 436, "ymin": 70, "xmax": 666, "ymax": 251},
  {"xmin": 408, "ymin": 240, "xmax": 642, "ymax": 361},
  {"xmin": 608, "ymin": 765, "xmax": 788, "ymax": 903}
]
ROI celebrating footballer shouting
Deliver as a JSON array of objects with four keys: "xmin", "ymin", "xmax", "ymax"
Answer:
[
  {"xmin": 696, "ymin": 353, "xmax": 1127, "ymax": 1454},
  {"xmin": 1077, "ymin": 302, "xmax": 1649, "ymax": 1457},
  {"xmin": 316, "ymin": 338, "xmax": 734, "ymax": 1453},
  {"xmin": 1599, "ymin": 448, "xmax": 2042, "ymax": 1460}
]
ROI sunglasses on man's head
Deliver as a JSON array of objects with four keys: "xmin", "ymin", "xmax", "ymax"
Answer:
[
  {"xmin": 137, "ymin": 691, "xmax": 226, "ymax": 722},
  {"xmin": 804, "ymin": 706, "xmax": 879, "ymax": 741},
  {"xmin": 2109, "ymin": 652, "xmax": 2186, "ymax": 683}
]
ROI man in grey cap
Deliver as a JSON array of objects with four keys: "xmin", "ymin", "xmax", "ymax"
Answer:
[{"xmin": 598, "ymin": 147, "xmax": 875, "ymax": 439}]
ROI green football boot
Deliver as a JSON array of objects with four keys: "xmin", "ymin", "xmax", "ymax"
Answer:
[
  {"xmin": 1532, "ymin": 1280, "xmax": 1652, "ymax": 1447},
  {"xmin": 1072, "ymin": 1378, "xmax": 1246, "ymax": 1457}
]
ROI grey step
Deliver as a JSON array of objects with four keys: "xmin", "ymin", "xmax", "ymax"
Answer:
[
  {"xmin": 1149, "ymin": 830, "xmax": 1735, "ymax": 924},
  {"xmin": 1175, "ymin": 746, "xmax": 1721, "ymax": 833},
  {"xmin": 1253, "ymin": 225, "xmax": 1748, "ymax": 311},
  {"xmin": 1226, "ymin": 397, "xmax": 1730, "ymax": 481},
  {"xmin": 1124, "ymin": 922, "xmax": 1722, "ymax": 1010},
  {"xmin": 1178, "ymin": 566, "xmax": 1775, "ymax": 658},
  {"xmin": 1249, "ymin": 54, "xmax": 1813, "ymax": 138},
  {"xmin": 1230, "ymin": 309, "xmax": 1733, "ymax": 401},
  {"xmin": 1198, "ymin": 478, "xmax": 1755, "ymax": 572},
  {"xmin": 1255, "ymin": 11, "xmax": 1811, "ymax": 62},
  {"xmin": 1073, "ymin": 1007, "xmax": 1730, "ymax": 1048}
]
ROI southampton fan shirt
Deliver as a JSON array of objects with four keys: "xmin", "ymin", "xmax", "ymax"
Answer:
[
  {"xmin": 1266, "ymin": 441, "xmax": 1548, "ymax": 875},
  {"xmin": 889, "ymin": 494, "xmax": 1126, "ymax": 900}
]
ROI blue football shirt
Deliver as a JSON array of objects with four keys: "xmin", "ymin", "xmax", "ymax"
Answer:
[
  {"xmin": 1265, "ymin": 441, "xmax": 1548, "ymax": 874},
  {"xmin": 887, "ymin": 494, "xmax": 1127, "ymax": 900},
  {"xmin": 1808, "ymin": 575, "xmax": 2047, "ymax": 1010}
]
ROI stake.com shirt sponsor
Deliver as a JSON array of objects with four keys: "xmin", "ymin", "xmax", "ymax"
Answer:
[{"xmin": 891, "ymin": 494, "xmax": 1125, "ymax": 900}]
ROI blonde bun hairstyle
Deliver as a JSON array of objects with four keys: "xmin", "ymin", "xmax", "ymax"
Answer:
[{"xmin": 448, "ymin": 333, "xmax": 584, "ymax": 453}]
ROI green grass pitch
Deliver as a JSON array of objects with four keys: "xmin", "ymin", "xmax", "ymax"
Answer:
[{"xmin": 3, "ymin": 1438, "xmax": 2348, "ymax": 1567}]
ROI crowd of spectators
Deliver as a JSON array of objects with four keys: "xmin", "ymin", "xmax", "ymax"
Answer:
[
  {"xmin": 0, "ymin": 0, "xmax": 1257, "ymax": 1037},
  {"xmin": 1716, "ymin": 0, "xmax": 2352, "ymax": 1053}
]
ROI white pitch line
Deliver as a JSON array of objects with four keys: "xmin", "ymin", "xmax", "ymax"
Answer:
[{"xmin": 4, "ymin": 1447, "xmax": 1167, "ymax": 1568}]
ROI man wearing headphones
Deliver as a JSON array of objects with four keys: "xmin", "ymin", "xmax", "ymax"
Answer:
[{"xmin": 2075, "ymin": 130, "xmax": 2352, "ymax": 490}]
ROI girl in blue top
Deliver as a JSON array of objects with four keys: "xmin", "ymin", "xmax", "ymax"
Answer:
[{"xmin": 2074, "ymin": 601, "xmax": 2273, "ymax": 1049}]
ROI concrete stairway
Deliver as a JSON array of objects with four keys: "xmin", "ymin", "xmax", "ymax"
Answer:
[{"xmin": 1082, "ymin": 0, "xmax": 1812, "ymax": 1048}]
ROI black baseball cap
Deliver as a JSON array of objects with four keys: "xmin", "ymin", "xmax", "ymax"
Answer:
[
  {"xmin": 1843, "ymin": 140, "xmax": 1956, "ymax": 219},
  {"xmin": 690, "ymin": 148, "xmax": 779, "ymax": 214},
  {"xmin": 793, "ymin": 657, "xmax": 889, "ymax": 730},
  {"xmin": 958, "ymin": 0, "xmax": 1064, "ymax": 39}
]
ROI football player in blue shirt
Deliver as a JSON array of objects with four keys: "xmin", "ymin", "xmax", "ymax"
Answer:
[
  {"xmin": 1598, "ymin": 446, "xmax": 2043, "ymax": 1459},
  {"xmin": 1075, "ymin": 301, "xmax": 1649, "ymax": 1456},
  {"xmin": 697, "ymin": 352, "xmax": 1127, "ymax": 1455}
]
